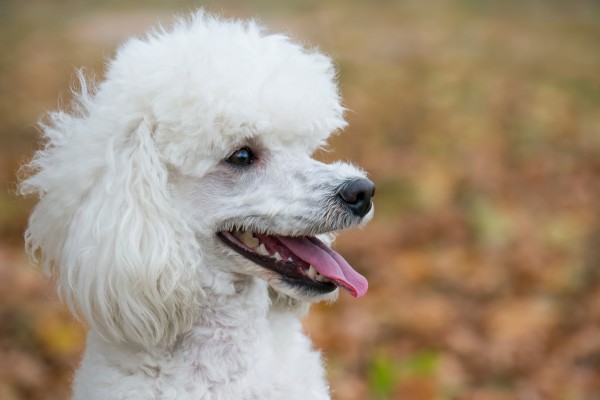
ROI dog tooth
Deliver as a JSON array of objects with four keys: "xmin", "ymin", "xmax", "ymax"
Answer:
[
  {"xmin": 273, "ymin": 252, "xmax": 283, "ymax": 261},
  {"xmin": 239, "ymin": 231, "xmax": 259, "ymax": 248},
  {"xmin": 315, "ymin": 274, "xmax": 328, "ymax": 282},
  {"xmin": 307, "ymin": 266, "xmax": 317, "ymax": 279},
  {"xmin": 257, "ymin": 244, "xmax": 269, "ymax": 256},
  {"xmin": 287, "ymin": 257, "xmax": 294, "ymax": 262}
]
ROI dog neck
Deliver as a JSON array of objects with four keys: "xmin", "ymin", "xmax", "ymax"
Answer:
[
  {"xmin": 174, "ymin": 273, "xmax": 276, "ymax": 393},
  {"xmin": 74, "ymin": 268, "xmax": 327, "ymax": 398},
  {"xmin": 194, "ymin": 270, "xmax": 271, "ymax": 329}
]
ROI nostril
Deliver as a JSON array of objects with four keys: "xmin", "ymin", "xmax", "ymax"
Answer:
[
  {"xmin": 339, "ymin": 186, "xmax": 358, "ymax": 204},
  {"xmin": 338, "ymin": 178, "xmax": 375, "ymax": 217}
]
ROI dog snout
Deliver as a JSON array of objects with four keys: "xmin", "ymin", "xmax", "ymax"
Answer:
[{"xmin": 338, "ymin": 178, "xmax": 375, "ymax": 217}]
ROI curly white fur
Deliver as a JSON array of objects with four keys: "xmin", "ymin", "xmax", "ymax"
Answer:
[{"xmin": 20, "ymin": 11, "xmax": 373, "ymax": 400}]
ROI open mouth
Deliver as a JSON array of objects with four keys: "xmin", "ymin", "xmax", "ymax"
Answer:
[{"xmin": 217, "ymin": 231, "xmax": 368, "ymax": 298}]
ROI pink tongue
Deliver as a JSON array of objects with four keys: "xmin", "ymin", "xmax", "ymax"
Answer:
[{"xmin": 276, "ymin": 236, "xmax": 368, "ymax": 298}]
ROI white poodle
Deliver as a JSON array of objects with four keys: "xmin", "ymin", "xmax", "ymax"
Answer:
[{"xmin": 20, "ymin": 11, "xmax": 374, "ymax": 400}]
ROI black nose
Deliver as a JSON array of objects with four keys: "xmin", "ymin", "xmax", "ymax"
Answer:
[{"xmin": 338, "ymin": 178, "xmax": 375, "ymax": 217}]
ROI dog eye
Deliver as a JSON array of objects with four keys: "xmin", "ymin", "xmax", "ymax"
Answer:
[{"xmin": 226, "ymin": 147, "xmax": 255, "ymax": 167}]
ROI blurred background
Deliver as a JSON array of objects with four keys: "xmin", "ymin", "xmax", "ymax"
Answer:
[{"xmin": 1, "ymin": 0, "xmax": 600, "ymax": 399}]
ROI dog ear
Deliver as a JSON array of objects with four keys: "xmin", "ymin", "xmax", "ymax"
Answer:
[{"xmin": 21, "ymin": 107, "xmax": 202, "ymax": 347}]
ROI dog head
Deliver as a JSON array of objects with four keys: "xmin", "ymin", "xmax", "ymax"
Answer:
[{"xmin": 20, "ymin": 12, "xmax": 374, "ymax": 347}]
